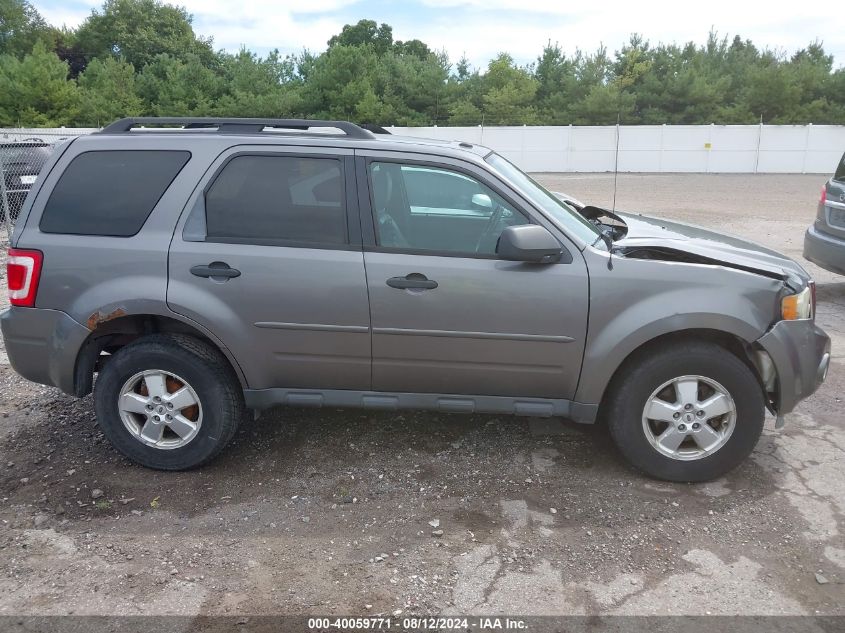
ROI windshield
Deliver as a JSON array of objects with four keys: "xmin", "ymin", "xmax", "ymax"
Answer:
[{"xmin": 485, "ymin": 153, "xmax": 601, "ymax": 245}]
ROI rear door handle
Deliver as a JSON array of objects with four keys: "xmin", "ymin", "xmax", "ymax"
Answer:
[
  {"xmin": 386, "ymin": 273, "xmax": 438, "ymax": 290},
  {"xmin": 190, "ymin": 262, "xmax": 241, "ymax": 279}
]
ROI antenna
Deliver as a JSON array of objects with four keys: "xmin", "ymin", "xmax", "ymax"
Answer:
[{"xmin": 612, "ymin": 112, "xmax": 620, "ymax": 211}]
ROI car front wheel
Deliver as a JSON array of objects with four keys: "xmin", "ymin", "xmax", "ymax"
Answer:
[{"xmin": 606, "ymin": 340, "xmax": 765, "ymax": 482}]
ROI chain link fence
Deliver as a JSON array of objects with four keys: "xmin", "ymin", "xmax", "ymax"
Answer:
[{"xmin": 0, "ymin": 130, "xmax": 93, "ymax": 240}]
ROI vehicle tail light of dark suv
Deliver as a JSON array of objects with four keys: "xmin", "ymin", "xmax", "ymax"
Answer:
[{"xmin": 7, "ymin": 248, "xmax": 43, "ymax": 307}]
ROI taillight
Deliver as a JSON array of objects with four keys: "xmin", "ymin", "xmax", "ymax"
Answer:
[
  {"xmin": 820, "ymin": 186, "xmax": 826, "ymax": 205},
  {"xmin": 7, "ymin": 248, "xmax": 43, "ymax": 307}
]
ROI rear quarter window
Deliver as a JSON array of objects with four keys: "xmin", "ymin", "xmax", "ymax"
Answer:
[
  {"xmin": 39, "ymin": 150, "xmax": 190, "ymax": 236},
  {"xmin": 835, "ymin": 152, "xmax": 845, "ymax": 182}
]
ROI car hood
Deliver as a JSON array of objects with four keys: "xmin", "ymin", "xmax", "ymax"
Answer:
[{"xmin": 614, "ymin": 211, "xmax": 810, "ymax": 284}]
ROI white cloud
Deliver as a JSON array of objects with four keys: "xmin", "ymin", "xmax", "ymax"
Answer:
[
  {"xmin": 36, "ymin": 0, "xmax": 840, "ymax": 68},
  {"xmin": 390, "ymin": 2, "xmax": 838, "ymax": 70}
]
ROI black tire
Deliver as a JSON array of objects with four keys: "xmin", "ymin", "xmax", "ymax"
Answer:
[
  {"xmin": 605, "ymin": 340, "xmax": 765, "ymax": 482},
  {"xmin": 94, "ymin": 334, "xmax": 244, "ymax": 470}
]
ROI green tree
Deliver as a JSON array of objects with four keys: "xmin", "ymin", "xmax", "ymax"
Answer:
[
  {"xmin": 299, "ymin": 44, "xmax": 379, "ymax": 119},
  {"xmin": 569, "ymin": 83, "xmax": 635, "ymax": 124},
  {"xmin": 534, "ymin": 42, "xmax": 578, "ymax": 123},
  {"xmin": 327, "ymin": 19, "xmax": 393, "ymax": 55},
  {"xmin": 74, "ymin": 0, "xmax": 214, "ymax": 71},
  {"xmin": 77, "ymin": 57, "xmax": 143, "ymax": 126},
  {"xmin": 214, "ymin": 49, "xmax": 302, "ymax": 117},
  {"xmin": 136, "ymin": 53, "xmax": 220, "ymax": 115},
  {"xmin": 383, "ymin": 49, "xmax": 450, "ymax": 124},
  {"xmin": 2, "ymin": 11, "xmax": 843, "ymax": 128},
  {"xmin": 448, "ymin": 100, "xmax": 483, "ymax": 125},
  {"xmin": 0, "ymin": 41, "xmax": 78, "ymax": 126},
  {"xmin": 0, "ymin": 0, "xmax": 51, "ymax": 57},
  {"xmin": 479, "ymin": 54, "xmax": 540, "ymax": 124},
  {"xmin": 394, "ymin": 38, "xmax": 431, "ymax": 59},
  {"xmin": 741, "ymin": 54, "xmax": 802, "ymax": 123}
]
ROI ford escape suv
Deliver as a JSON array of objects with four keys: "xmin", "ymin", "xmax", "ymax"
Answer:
[
  {"xmin": 804, "ymin": 151, "xmax": 845, "ymax": 275},
  {"xmin": 1, "ymin": 118, "xmax": 831, "ymax": 482}
]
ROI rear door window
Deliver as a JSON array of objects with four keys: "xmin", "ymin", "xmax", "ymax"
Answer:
[
  {"xmin": 40, "ymin": 150, "xmax": 190, "ymax": 236},
  {"xmin": 204, "ymin": 155, "xmax": 347, "ymax": 247}
]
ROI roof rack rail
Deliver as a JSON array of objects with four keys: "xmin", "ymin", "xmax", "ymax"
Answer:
[
  {"xmin": 360, "ymin": 123, "xmax": 391, "ymax": 135},
  {"xmin": 99, "ymin": 117, "xmax": 376, "ymax": 139}
]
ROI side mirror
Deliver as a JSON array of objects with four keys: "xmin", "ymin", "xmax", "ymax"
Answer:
[
  {"xmin": 471, "ymin": 193, "xmax": 493, "ymax": 209},
  {"xmin": 497, "ymin": 225, "xmax": 562, "ymax": 263}
]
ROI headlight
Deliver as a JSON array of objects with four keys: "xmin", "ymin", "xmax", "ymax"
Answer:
[{"xmin": 781, "ymin": 285, "xmax": 814, "ymax": 320}]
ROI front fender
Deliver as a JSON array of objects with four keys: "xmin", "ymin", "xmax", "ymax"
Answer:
[{"xmin": 575, "ymin": 252, "xmax": 783, "ymax": 405}]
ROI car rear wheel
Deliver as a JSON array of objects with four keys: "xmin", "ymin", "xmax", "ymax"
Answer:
[
  {"xmin": 605, "ymin": 340, "xmax": 765, "ymax": 482},
  {"xmin": 94, "ymin": 334, "xmax": 244, "ymax": 470}
]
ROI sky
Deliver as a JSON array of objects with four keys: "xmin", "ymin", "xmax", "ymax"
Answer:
[{"xmin": 35, "ymin": 0, "xmax": 841, "ymax": 70}]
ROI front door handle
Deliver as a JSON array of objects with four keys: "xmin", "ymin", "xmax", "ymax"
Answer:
[
  {"xmin": 190, "ymin": 262, "xmax": 241, "ymax": 279},
  {"xmin": 386, "ymin": 273, "xmax": 438, "ymax": 290}
]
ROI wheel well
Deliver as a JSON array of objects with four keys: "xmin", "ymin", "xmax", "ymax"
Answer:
[
  {"xmin": 73, "ymin": 314, "xmax": 245, "ymax": 397},
  {"xmin": 597, "ymin": 328, "xmax": 765, "ymax": 418}
]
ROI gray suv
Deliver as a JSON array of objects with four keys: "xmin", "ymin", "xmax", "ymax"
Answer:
[
  {"xmin": 804, "ymin": 151, "xmax": 845, "ymax": 275},
  {"xmin": 1, "ymin": 118, "xmax": 831, "ymax": 481}
]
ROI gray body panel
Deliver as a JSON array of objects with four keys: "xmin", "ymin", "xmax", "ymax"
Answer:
[
  {"xmin": 803, "ymin": 179, "xmax": 845, "ymax": 276},
  {"xmin": 0, "ymin": 121, "xmax": 830, "ymax": 430},
  {"xmin": 245, "ymin": 388, "xmax": 567, "ymax": 417},
  {"xmin": 804, "ymin": 169, "xmax": 845, "ymax": 275},
  {"xmin": 363, "ymin": 251, "xmax": 588, "ymax": 398},
  {"xmin": 804, "ymin": 224, "xmax": 845, "ymax": 275},
  {"xmin": 165, "ymin": 144, "xmax": 371, "ymax": 391},
  {"xmin": 0, "ymin": 307, "xmax": 90, "ymax": 394},
  {"xmin": 757, "ymin": 319, "xmax": 830, "ymax": 414},
  {"xmin": 574, "ymin": 246, "xmax": 785, "ymax": 405},
  {"xmin": 168, "ymin": 241, "xmax": 372, "ymax": 390},
  {"xmin": 618, "ymin": 212, "xmax": 810, "ymax": 280}
]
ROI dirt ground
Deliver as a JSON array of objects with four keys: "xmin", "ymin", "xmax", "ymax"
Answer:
[{"xmin": 0, "ymin": 173, "xmax": 842, "ymax": 618}]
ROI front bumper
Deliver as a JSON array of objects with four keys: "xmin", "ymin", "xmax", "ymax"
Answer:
[
  {"xmin": 803, "ymin": 226, "xmax": 845, "ymax": 276},
  {"xmin": 0, "ymin": 307, "xmax": 90, "ymax": 395},
  {"xmin": 756, "ymin": 319, "xmax": 831, "ymax": 417}
]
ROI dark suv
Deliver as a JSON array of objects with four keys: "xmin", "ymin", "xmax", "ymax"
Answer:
[
  {"xmin": 804, "ymin": 151, "xmax": 845, "ymax": 275},
  {"xmin": 0, "ymin": 118, "xmax": 830, "ymax": 481},
  {"xmin": 0, "ymin": 141, "xmax": 52, "ymax": 222}
]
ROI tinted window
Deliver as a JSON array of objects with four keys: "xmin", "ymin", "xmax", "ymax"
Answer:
[
  {"xmin": 835, "ymin": 152, "xmax": 845, "ymax": 182},
  {"xmin": 40, "ymin": 150, "xmax": 190, "ymax": 236},
  {"xmin": 205, "ymin": 155, "xmax": 346, "ymax": 246},
  {"xmin": 370, "ymin": 162, "xmax": 528, "ymax": 255}
]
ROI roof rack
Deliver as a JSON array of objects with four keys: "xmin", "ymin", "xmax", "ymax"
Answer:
[
  {"xmin": 360, "ymin": 123, "xmax": 391, "ymax": 135},
  {"xmin": 99, "ymin": 117, "xmax": 376, "ymax": 139}
]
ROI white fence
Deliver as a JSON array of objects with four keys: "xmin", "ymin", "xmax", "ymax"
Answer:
[
  {"xmin": 0, "ymin": 128, "xmax": 98, "ymax": 143},
  {"xmin": 392, "ymin": 124, "xmax": 845, "ymax": 174},
  {"xmin": 3, "ymin": 125, "xmax": 843, "ymax": 174}
]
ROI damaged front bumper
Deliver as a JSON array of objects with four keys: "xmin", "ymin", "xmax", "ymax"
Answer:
[{"xmin": 755, "ymin": 319, "xmax": 831, "ymax": 425}]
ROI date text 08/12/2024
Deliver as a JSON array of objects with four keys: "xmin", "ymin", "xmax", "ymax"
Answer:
[{"xmin": 307, "ymin": 616, "xmax": 528, "ymax": 630}]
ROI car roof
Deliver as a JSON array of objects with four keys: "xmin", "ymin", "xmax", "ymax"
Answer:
[{"xmin": 95, "ymin": 117, "xmax": 493, "ymax": 161}]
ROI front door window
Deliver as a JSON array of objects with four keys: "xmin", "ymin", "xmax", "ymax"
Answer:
[{"xmin": 369, "ymin": 162, "xmax": 528, "ymax": 255}]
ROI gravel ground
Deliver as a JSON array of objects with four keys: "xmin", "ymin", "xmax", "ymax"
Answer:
[{"xmin": 0, "ymin": 173, "xmax": 842, "ymax": 617}]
